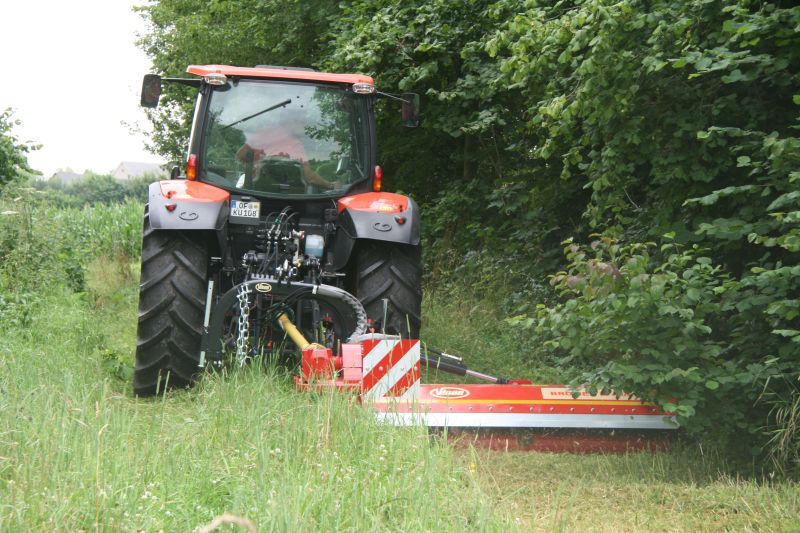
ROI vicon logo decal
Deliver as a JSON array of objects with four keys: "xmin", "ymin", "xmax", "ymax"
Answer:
[
  {"xmin": 429, "ymin": 387, "xmax": 470, "ymax": 399},
  {"xmin": 254, "ymin": 282, "xmax": 272, "ymax": 293}
]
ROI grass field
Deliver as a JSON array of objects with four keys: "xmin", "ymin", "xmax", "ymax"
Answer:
[
  {"xmin": 1, "ymin": 200, "xmax": 799, "ymax": 531},
  {"xmin": 475, "ymin": 451, "xmax": 800, "ymax": 531},
  {"xmin": 1, "ymin": 273, "xmax": 501, "ymax": 531}
]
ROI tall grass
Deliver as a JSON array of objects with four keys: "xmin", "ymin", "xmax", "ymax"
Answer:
[
  {"xmin": 0, "ymin": 287, "xmax": 504, "ymax": 531},
  {"xmin": 420, "ymin": 290, "xmax": 564, "ymax": 384},
  {"xmin": 3, "ymin": 270, "xmax": 798, "ymax": 531},
  {"xmin": 0, "ymin": 189, "xmax": 503, "ymax": 529},
  {"xmin": 0, "ymin": 187, "xmax": 142, "ymax": 295}
]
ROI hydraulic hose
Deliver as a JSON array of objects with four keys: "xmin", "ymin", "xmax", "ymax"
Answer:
[
  {"xmin": 312, "ymin": 284, "xmax": 368, "ymax": 342},
  {"xmin": 421, "ymin": 353, "xmax": 511, "ymax": 384},
  {"xmin": 202, "ymin": 279, "xmax": 368, "ymax": 362}
]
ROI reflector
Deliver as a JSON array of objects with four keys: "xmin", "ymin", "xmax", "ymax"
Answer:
[
  {"xmin": 373, "ymin": 165, "xmax": 383, "ymax": 191},
  {"xmin": 187, "ymin": 154, "xmax": 198, "ymax": 180}
]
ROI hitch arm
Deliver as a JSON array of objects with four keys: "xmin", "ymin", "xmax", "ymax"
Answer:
[
  {"xmin": 421, "ymin": 351, "xmax": 511, "ymax": 384},
  {"xmin": 420, "ymin": 346, "xmax": 531, "ymax": 385}
]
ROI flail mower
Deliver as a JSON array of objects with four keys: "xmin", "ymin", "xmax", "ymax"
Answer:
[{"xmin": 135, "ymin": 65, "xmax": 676, "ymax": 452}]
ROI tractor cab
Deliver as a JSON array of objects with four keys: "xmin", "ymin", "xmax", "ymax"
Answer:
[
  {"xmin": 142, "ymin": 65, "xmax": 418, "ymax": 200},
  {"xmin": 196, "ymin": 69, "xmax": 374, "ymax": 198}
]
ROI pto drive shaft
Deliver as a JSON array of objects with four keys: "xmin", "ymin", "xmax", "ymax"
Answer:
[{"xmin": 277, "ymin": 313, "xmax": 325, "ymax": 350}]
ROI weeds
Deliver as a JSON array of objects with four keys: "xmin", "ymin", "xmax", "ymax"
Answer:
[
  {"xmin": 420, "ymin": 290, "xmax": 563, "ymax": 384},
  {"xmin": 764, "ymin": 377, "xmax": 800, "ymax": 476}
]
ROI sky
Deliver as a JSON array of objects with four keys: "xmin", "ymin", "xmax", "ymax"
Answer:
[{"xmin": 1, "ymin": 1, "xmax": 162, "ymax": 177}]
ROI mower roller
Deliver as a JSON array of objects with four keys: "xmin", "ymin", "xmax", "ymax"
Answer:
[{"xmin": 134, "ymin": 64, "xmax": 676, "ymax": 452}]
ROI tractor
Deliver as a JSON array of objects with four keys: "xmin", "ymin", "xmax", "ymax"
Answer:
[{"xmin": 135, "ymin": 65, "xmax": 422, "ymax": 396}]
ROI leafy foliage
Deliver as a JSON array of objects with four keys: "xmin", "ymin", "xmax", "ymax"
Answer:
[
  {"xmin": 511, "ymin": 236, "xmax": 795, "ymax": 457},
  {"xmin": 486, "ymin": 0, "xmax": 798, "ymax": 468},
  {"xmin": 0, "ymin": 108, "xmax": 39, "ymax": 188}
]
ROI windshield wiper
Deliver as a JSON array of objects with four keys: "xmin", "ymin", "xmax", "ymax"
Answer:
[{"xmin": 222, "ymin": 98, "xmax": 292, "ymax": 130}]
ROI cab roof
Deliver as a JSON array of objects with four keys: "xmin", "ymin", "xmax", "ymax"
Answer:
[{"xmin": 187, "ymin": 65, "xmax": 374, "ymax": 86}]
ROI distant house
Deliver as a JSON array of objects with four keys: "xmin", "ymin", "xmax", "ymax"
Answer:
[
  {"xmin": 111, "ymin": 162, "xmax": 167, "ymax": 181},
  {"xmin": 49, "ymin": 171, "xmax": 84, "ymax": 185}
]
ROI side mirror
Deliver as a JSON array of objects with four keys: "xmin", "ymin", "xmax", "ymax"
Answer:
[
  {"xmin": 401, "ymin": 93, "xmax": 420, "ymax": 128},
  {"xmin": 335, "ymin": 155, "xmax": 351, "ymax": 176},
  {"xmin": 141, "ymin": 74, "xmax": 162, "ymax": 108}
]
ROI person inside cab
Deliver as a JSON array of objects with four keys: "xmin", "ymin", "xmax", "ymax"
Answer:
[{"xmin": 236, "ymin": 107, "xmax": 340, "ymax": 192}]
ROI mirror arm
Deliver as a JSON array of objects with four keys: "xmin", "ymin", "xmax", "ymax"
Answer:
[
  {"xmin": 163, "ymin": 77, "xmax": 203, "ymax": 88},
  {"xmin": 376, "ymin": 91, "xmax": 412, "ymax": 104}
]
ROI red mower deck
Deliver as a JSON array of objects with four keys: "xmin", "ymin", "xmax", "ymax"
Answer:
[
  {"xmin": 295, "ymin": 336, "xmax": 677, "ymax": 451},
  {"xmin": 372, "ymin": 384, "xmax": 674, "ymax": 430}
]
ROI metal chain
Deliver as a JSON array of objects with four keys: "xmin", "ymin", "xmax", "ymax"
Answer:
[{"xmin": 235, "ymin": 283, "xmax": 252, "ymax": 366}]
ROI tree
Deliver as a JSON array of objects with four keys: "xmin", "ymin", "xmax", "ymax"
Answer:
[
  {"xmin": 0, "ymin": 108, "xmax": 39, "ymax": 188},
  {"xmin": 495, "ymin": 0, "xmax": 800, "ymax": 468}
]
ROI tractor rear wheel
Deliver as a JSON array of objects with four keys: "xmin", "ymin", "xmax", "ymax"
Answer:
[
  {"xmin": 351, "ymin": 242, "xmax": 421, "ymax": 338},
  {"xmin": 134, "ymin": 207, "xmax": 209, "ymax": 396}
]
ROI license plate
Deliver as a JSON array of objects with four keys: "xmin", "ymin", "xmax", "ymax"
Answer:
[{"xmin": 231, "ymin": 200, "xmax": 260, "ymax": 219}]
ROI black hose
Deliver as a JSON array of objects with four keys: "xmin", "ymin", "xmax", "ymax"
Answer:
[{"xmin": 203, "ymin": 279, "xmax": 368, "ymax": 362}]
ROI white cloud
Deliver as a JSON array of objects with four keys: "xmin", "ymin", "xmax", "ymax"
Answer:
[{"xmin": 0, "ymin": 0, "xmax": 163, "ymax": 176}]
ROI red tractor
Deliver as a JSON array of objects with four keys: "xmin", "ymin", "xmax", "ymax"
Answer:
[{"xmin": 135, "ymin": 65, "xmax": 422, "ymax": 396}]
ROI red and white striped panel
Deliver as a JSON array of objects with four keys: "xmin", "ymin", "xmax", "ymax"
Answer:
[{"xmin": 360, "ymin": 339, "xmax": 420, "ymax": 400}]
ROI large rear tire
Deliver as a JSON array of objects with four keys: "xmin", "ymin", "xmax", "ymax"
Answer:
[
  {"xmin": 350, "ymin": 242, "xmax": 422, "ymax": 338},
  {"xmin": 134, "ymin": 206, "xmax": 209, "ymax": 396}
]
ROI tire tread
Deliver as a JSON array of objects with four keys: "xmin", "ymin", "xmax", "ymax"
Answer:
[
  {"xmin": 352, "ymin": 242, "xmax": 422, "ymax": 338},
  {"xmin": 134, "ymin": 208, "xmax": 208, "ymax": 396}
]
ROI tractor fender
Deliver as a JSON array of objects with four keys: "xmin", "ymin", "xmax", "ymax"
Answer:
[
  {"xmin": 147, "ymin": 180, "xmax": 230, "ymax": 230},
  {"xmin": 329, "ymin": 192, "xmax": 420, "ymax": 271}
]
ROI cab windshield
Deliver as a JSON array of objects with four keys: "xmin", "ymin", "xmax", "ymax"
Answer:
[{"xmin": 200, "ymin": 79, "xmax": 371, "ymax": 197}]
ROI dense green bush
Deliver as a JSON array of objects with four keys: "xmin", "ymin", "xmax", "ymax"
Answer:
[
  {"xmin": 510, "ymin": 236, "xmax": 796, "ymax": 462},
  {"xmin": 487, "ymin": 0, "xmax": 799, "ymax": 470}
]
